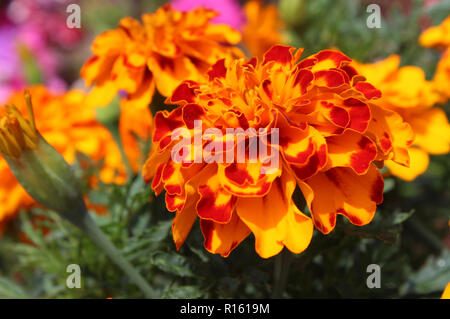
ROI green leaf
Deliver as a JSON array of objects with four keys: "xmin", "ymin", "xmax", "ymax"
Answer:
[
  {"xmin": 0, "ymin": 277, "xmax": 29, "ymax": 298},
  {"xmin": 400, "ymin": 250, "xmax": 450, "ymax": 296},
  {"xmin": 151, "ymin": 252, "xmax": 194, "ymax": 278},
  {"xmin": 161, "ymin": 285, "xmax": 203, "ymax": 299}
]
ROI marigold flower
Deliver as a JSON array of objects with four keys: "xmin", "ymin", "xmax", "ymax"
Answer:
[
  {"xmin": 81, "ymin": 4, "xmax": 243, "ymax": 108},
  {"xmin": 143, "ymin": 45, "xmax": 413, "ymax": 258},
  {"xmin": 242, "ymin": 0, "xmax": 285, "ymax": 60},
  {"xmin": 0, "ymin": 86, "xmax": 127, "ymax": 229},
  {"xmin": 81, "ymin": 5, "xmax": 243, "ymax": 170},
  {"xmin": 354, "ymin": 55, "xmax": 450, "ymax": 181}
]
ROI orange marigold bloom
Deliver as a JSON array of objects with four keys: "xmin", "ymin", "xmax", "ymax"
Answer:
[
  {"xmin": 81, "ymin": 5, "xmax": 243, "ymax": 170},
  {"xmin": 242, "ymin": 0, "xmax": 285, "ymax": 60},
  {"xmin": 354, "ymin": 55, "xmax": 450, "ymax": 181},
  {"xmin": 81, "ymin": 4, "xmax": 243, "ymax": 107},
  {"xmin": 0, "ymin": 86, "xmax": 127, "ymax": 230},
  {"xmin": 143, "ymin": 45, "xmax": 413, "ymax": 258}
]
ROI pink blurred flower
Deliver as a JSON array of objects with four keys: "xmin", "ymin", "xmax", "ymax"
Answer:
[
  {"xmin": 0, "ymin": 0, "xmax": 82, "ymax": 103},
  {"xmin": 171, "ymin": 0, "xmax": 245, "ymax": 30}
]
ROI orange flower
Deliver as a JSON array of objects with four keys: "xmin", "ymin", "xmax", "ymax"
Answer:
[
  {"xmin": 354, "ymin": 55, "xmax": 450, "ymax": 181},
  {"xmin": 0, "ymin": 86, "xmax": 127, "ymax": 230},
  {"xmin": 81, "ymin": 5, "xmax": 243, "ymax": 170},
  {"xmin": 419, "ymin": 16, "xmax": 450, "ymax": 49},
  {"xmin": 143, "ymin": 45, "xmax": 413, "ymax": 258},
  {"xmin": 419, "ymin": 15, "xmax": 450, "ymax": 102},
  {"xmin": 242, "ymin": 0, "xmax": 285, "ymax": 60}
]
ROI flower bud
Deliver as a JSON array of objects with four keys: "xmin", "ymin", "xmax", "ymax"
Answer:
[{"xmin": 0, "ymin": 91, "xmax": 86, "ymax": 219}]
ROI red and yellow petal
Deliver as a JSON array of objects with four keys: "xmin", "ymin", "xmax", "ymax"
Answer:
[
  {"xmin": 236, "ymin": 173, "xmax": 313, "ymax": 258},
  {"xmin": 196, "ymin": 170, "xmax": 235, "ymax": 223},
  {"xmin": 200, "ymin": 212, "xmax": 251, "ymax": 257},
  {"xmin": 326, "ymin": 130, "xmax": 377, "ymax": 174},
  {"xmin": 304, "ymin": 165, "xmax": 384, "ymax": 234}
]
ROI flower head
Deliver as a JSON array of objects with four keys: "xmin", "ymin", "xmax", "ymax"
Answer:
[
  {"xmin": 143, "ymin": 45, "xmax": 413, "ymax": 258},
  {"xmin": 353, "ymin": 55, "xmax": 450, "ymax": 181},
  {"xmin": 81, "ymin": 4, "xmax": 243, "ymax": 109}
]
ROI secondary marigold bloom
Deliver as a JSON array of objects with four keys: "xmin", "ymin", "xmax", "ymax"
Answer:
[
  {"xmin": 242, "ymin": 0, "xmax": 285, "ymax": 60},
  {"xmin": 81, "ymin": 4, "xmax": 243, "ymax": 109},
  {"xmin": 143, "ymin": 45, "xmax": 413, "ymax": 258},
  {"xmin": 354, "ymin": 55, "xmax": 450, "ymax": 181},
  {"xmin": 0, "ymin": 86, "xmax": 127, "ymax": 230},
  {"xmin": 81, "ymin": 5, "xmax": 243, "ymax": 170}
]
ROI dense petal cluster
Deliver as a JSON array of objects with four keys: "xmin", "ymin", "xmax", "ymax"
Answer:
[
  {"xmin": 143, "ymin": 45, "xmax": 413, "ymax": 258},
  {"xmin": 0, "ymin": 86, "xmax": 126, "ymax": 230},
  {"xmin": 81, "ymin": 4, "xmax": 243, "ymax": 109},
  {"xmin": 354, "ymin": 55, "xmax": 450, "ymax": 181},
  {"xmin": 81, "ymin": 5, "xmax": 243, "ymax": 171}
]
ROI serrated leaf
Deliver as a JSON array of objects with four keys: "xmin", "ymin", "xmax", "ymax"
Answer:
[
  {"xmin": 162, "ymin": 285, "xmax": 202, "ymax": 299},
  {"xmin": 151, "ymin": 252, "xmax": 194, "ymax": 278},
  {"xmin": 0, "ymin": 278, "xmax": 28, "ymax": 298},
  {"xmin": 400, "ymin": 250, "xmax": 450, "ymax": 296}
]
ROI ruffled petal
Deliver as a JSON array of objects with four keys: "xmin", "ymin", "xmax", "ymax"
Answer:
[
  {"xmin": 304, "ymin": 165, "xmax": 384, "ymax": 234},
  {"xmin": 385, "ymin": 147, "xmax": 429, "ymax": 181},
  {"xmin": 236, "ymin": 173, "xmax": 313, "ymax": 258}
]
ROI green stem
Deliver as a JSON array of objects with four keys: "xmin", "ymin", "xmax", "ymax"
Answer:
[
  {"xmin": 96, "ymin": 99, "xmax": 133, "ymax": 180},
  {"xmin": 107, "ymin": 121, "xmax": 134, "ymax": 180},
  {"xmin": 272, "ymin": 249, "xmax": 293, "ymax": 298},
  {"xmin": 64, "ymin": 208, "xmax": 156, "ymax": 298},
  {"xmin": 406, "ymin": 218, "xmax": 444, "ymax": 253}
]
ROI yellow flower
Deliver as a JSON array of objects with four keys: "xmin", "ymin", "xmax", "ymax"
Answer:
[
  {"xmin": 242, "ymin": 0, "xmax": 285, "ymax": 60},
  {"xmin": 0, "ymin": 86, "xmax": 127, "ymax": 230},
  {"xmin": 143, "ymin": 46, "xmax": 413, "ymax": 258},
  {"xmin": 419, "ymin": 16, "xmax": 450, "ymax": 49},
  {"xmin": 419, "ymin": 15, "xmax": 450, "ymax": 103},
  {"xmin": 353, "ymin": 55, "xmax": 450, "ymax": 181}
]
